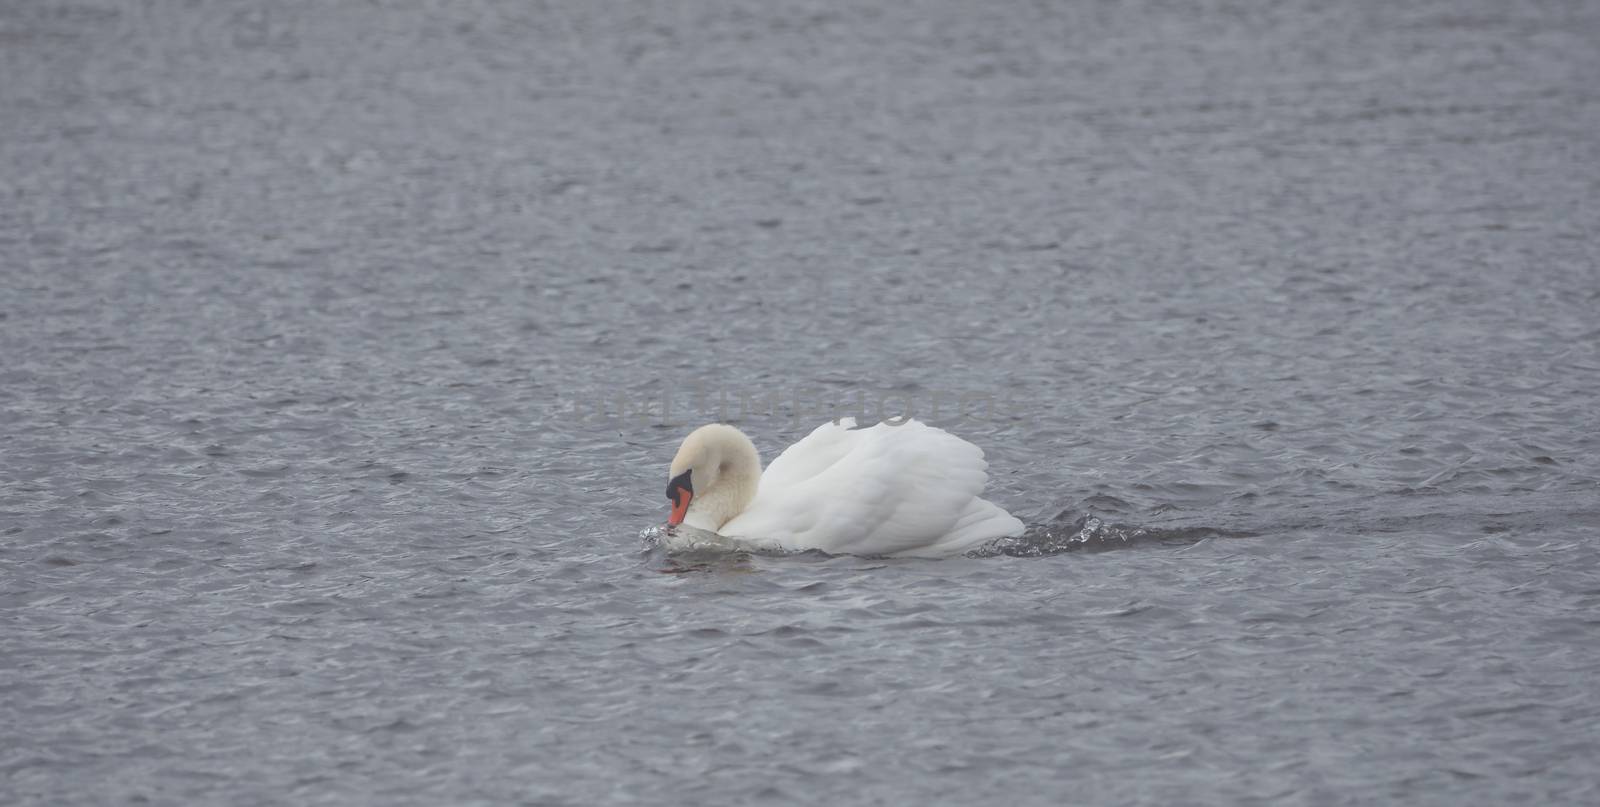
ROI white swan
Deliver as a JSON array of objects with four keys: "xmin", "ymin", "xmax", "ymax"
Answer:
[{"xmin": 664, "ymin": 418, "xmax": 1025, "ymax": 558}]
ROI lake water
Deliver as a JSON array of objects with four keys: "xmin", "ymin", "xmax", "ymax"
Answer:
[{"xmin": 3, "ymin": 1, "xmax": 1599, "ymax": 804}]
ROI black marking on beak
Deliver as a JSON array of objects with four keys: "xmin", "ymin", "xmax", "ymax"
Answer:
[{"xmin": 667, "ymin": 469, "xmax": 693, "ymax": 502}]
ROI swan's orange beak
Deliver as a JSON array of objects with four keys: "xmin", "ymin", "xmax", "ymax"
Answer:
[
  {"xmin": 666, "ymin": 470, "xmax": 693, "ymax": 527},
  {"xmin": 668, "ymin": 490, "xmax": 692, "ymax": 526}
]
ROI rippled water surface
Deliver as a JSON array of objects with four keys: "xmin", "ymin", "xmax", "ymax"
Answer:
[{"xmin": 4, "ymin": 1, "xmax": 1600, "ymax": 804}]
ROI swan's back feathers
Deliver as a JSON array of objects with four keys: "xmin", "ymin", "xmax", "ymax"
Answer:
[
  {"xmin": 720, "ymin": 418, "xmax": 1023, "ymax": 557},
  {"xmin": 755, "ymin": 417, "xmax": 861, "ymax": 493}
]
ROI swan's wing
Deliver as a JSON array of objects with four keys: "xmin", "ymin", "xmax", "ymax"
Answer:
[
  {"xmin": 754, "ymin": 417, "xmax": 860, "ymax": 493},
  {"xmin": 724, "ymin": 419, "xmax": 1021, "ymax": 557}
]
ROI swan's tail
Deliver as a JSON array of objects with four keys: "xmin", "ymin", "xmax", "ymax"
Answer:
[{"xmin": 900, "ymin": 497, "xmax": 1025, "ymax": 558}]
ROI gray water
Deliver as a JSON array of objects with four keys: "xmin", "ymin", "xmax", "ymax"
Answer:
[{"xmin": 4, "ymin": 1, "xmax": 1600, "ymax": 804}]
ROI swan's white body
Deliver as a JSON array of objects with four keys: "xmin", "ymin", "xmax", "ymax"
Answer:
[{"xmin": 665, "ymin": 418, "xmax": 1024, "ymax": 558}]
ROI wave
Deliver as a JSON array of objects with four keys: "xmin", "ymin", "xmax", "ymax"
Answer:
[{"xmin": 970, "ymin": 512, "xmax": 1251, "ymax": 557}]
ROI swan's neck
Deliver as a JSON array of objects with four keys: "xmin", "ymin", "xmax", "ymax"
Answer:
[
  {"xmin": 683, "ymin": 440, "xmax": 762, "ymax": 533},
  {"xmin": 682, "ymin": 475, "xmax": 756, "ymax": 532}
]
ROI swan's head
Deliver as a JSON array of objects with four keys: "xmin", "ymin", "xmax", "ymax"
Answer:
[{"xmin": 666, "ymin": 423, "xmax": 761, "ymax": 530}]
